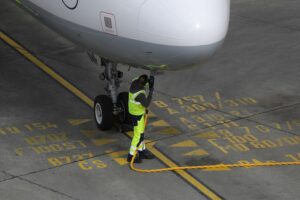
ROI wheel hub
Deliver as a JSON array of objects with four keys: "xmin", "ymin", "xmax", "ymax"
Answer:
[{"xmin": 95, "ymin": 103, "xmax": 103, "ymax": 124}]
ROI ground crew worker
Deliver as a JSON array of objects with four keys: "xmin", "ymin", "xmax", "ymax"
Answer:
[{"xmin": 127, "ymin": 74, "xmax": 155, "ymax": 163}]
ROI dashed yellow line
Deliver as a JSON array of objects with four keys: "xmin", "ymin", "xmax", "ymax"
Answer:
[{"xmin": 0, "ymin": 31, "xmax": 222, "ymax": 200}]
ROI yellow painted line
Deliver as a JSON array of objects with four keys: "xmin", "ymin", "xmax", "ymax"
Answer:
[
  {"xmin": 147, "ymin": 143, "xmax": 222, "ymax": 200},
  {"xmin": 0, "ymin": 31, "xmax": 94, "ymax": 108},
  {"xmin": 0, "ymin": 31, "xmax": 222, "ymax": 200}
]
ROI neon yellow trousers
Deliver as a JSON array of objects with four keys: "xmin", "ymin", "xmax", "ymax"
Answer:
[{"xmin": 129, "ymin": 115, "xmax": 146, "ymax": 155}]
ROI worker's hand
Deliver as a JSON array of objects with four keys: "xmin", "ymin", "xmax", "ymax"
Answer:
[
  {"xmin": 145, "ymin": 109, "xmax": 149, "ymax": 114},
  {"xmin": 149, "ymin": 76, "xmax": 155, "ymax": 89}
]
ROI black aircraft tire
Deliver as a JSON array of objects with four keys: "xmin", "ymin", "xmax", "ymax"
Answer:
[
  {"xmin": 117, "ymin": 92, "xmax": 131, "ymax": 124},
  {"xmin": 94, "ymin": 95, "xmax": 113, "ymax": 130}
]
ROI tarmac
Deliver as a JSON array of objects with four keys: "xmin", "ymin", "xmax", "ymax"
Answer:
[{"xmin": 1, "ymin": 0, "xmax": 300, "ymax": 200}]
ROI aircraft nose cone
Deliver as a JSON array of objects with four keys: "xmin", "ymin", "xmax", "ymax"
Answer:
[{"xmin": 138, "ymin": 0, "xmax": 230, "ymax": 46}]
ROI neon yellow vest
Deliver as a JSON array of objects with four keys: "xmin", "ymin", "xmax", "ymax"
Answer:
[{"xmin": 128, "ymin": 90, "xmax": 146, "ymax": 116}]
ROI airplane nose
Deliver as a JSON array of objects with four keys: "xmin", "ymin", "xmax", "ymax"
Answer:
[{"xmin": 138, "ymin": 0, "xmax": 230, "ymax": 46}]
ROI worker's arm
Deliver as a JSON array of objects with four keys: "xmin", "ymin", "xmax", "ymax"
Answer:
[{"xmin": 135, "ymin": 89, "xmax": 153, "ymax": 108}]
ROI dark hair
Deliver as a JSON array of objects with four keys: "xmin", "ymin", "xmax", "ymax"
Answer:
[{"xmin": 139, "ymin": 74, "xmax": 148, "ymax": 86}]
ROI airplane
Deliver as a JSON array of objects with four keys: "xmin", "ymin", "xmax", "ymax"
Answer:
[{"xmin": 16, "ymin": 0, "xmax": 230, "ymax": 130}]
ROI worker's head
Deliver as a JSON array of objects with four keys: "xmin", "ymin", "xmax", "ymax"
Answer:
[{"xmin": 138, "ymin": 74, "xmax": 148, "ymax": 86}]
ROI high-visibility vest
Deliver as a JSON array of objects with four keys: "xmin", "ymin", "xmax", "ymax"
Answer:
[{"xmin": 128, "ymin": 90, "xmax": 146, "ymax": 116}]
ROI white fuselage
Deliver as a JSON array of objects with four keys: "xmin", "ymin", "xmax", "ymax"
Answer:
[{"xmin": 22, "ymin": 0, "xmax": 230, "ymax": 70}]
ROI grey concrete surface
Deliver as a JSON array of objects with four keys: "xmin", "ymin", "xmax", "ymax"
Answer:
[
  {"xmin": 0, "ymin": 172, "xmax": 12, "ymax": 182},
  {"xmin": 1, "ymin": 0, "xmax": 300, "ymax": 200},
  {"xmin": 22, "ymin": 156, "xmax": 203, "ymax": 200},
  {"xmin": 231, "ymin": 0, "xmax": 300, "ymax": 30},
  {"xmin": 0, "ymin": 178, "xmax": 74, "ymax": 200}
]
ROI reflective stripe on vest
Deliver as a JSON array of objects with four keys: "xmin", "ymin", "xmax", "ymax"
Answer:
[{"xmin": 128, "ymin": 90, "xmax": 146, "ymax": 116}]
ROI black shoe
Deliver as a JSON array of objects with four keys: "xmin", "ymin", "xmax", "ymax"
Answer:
[
  {"xmin": 127, "ymin": 153, "xmax": 142, "ymax": 163},
  {"xmin": 139, "ymin": 149, "xmax": 155, "ymax": 159}
]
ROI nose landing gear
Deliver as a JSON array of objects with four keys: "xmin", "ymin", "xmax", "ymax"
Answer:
[{"xmin": 93, "ymin": 58, "xmax": 130, "ymax": 130}]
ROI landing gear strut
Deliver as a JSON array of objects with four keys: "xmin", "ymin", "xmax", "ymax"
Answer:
[{"xmin": 93, "ymin": 58, "xmax": 130, "ymax": 130}]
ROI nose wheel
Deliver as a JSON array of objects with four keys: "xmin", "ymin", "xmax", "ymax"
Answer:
[
  {"xmin": 92, "ymin": 58, "xmax": 131, "ymax": 131},
  {"xmin": 94, "ymin": 95, "xmax": 113, "ymax": 130}
]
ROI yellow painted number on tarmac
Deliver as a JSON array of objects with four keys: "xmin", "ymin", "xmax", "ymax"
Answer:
[
  {"xmin": 24, "ymin": 122, "xmax": 58, "ymax": 131},
  {"xmin": 44, "ymin": 152, "xmax": 106, "ymax": 171},
  {"xmin": 172, "ymin": 98, "xmax": 184, "ymax": 105},
  {"xmin": 0, "ymin": 126, "xmax": 21, "ymax": 135},
  {"xmin": 179, "ymin": 117, "xmax": 199, "ymax": 130},
  {"xmin": 31, "ymin": 140, "xmax": 87, "ymax": 154},
  {"xmin": 181, "ymin": 105, "xmax": 196, "ymax": 113},
  {"xmin": 48, "ymin": 157, "xmax": 66, "ymax": 167},
  {"xmin": 182, "ymin": 96, "xmax": 199, "ymax": 103},
  {"xmin": 25, "ymin": 132, "xmax": 68, "ymax": 145}
]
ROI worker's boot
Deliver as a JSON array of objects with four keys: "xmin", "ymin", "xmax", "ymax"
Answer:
[
  {"xmin": 127, "ymin": 153, "xmax": 142, "ymax": 163},
  {"xmin": 138, "ymin": 149, "xmax": 155, "ymax": 159}
]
